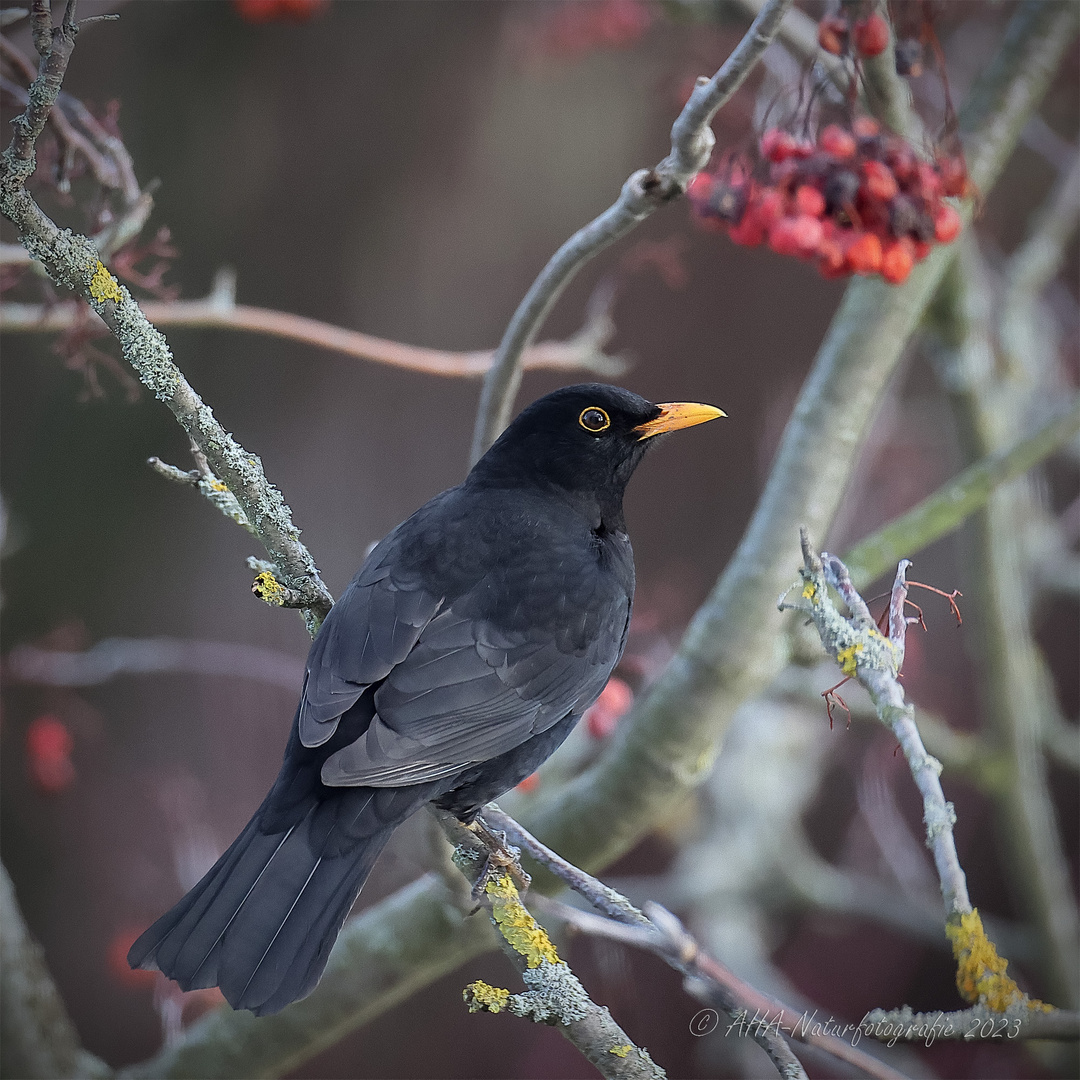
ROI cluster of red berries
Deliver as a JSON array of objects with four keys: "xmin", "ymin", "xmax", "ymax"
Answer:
[{"xmin": 687, "ymin": 117, "xmax": 966, "ymax": 284}]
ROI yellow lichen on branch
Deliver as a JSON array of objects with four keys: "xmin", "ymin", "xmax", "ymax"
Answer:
[
  {"xmin": 609, "ymin": 1044, "xmax": 633, "ymax": 1058},
  {"xmin": 463, "ymin": 980, "xmax": 511, "ymax": 1014},
  {"xmin": 89, "ymin": 261, "xmax": 123, "ymax": 304},
  {"xmin": 837, "ymin": 642, "xmax": 863, "ymax": 676},
  {"xmin": 252, "ymin": 570, "xmax": 288, "ymax": 606},
  {"xmin": 485, "ymin": 871, "xmax": 561, "ymax": 968},
  {"xmin": 946, "ymin": 909, "xmax": 1051, "ymax": 1013}
]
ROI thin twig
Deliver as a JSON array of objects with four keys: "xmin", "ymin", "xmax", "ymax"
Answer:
[
  {"xmin": 4, "ymin": 636, "xmax": 303, "ymax": 691},
  {"xmin": 0, "ymin": 272, "xmax": 629, "ymax": 379},
  {"xmin": 469, "ymin": 0, "xmax": 793, "ymax": 462}
]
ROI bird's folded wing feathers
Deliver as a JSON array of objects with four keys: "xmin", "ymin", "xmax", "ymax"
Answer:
[
  {"xmin": 298, "ymin": 563, "xmax": 443, "ymax": 747},
  {"xmin": 319, "ymin": 603, "xmax": 625, "ymax": 787}
]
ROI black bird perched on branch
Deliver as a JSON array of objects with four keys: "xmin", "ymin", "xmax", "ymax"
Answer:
[{"xmin": 129, "ymin": 383, "xmax": 723, "ymax": 1015}]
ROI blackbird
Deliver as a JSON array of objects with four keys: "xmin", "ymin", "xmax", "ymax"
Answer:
[{"xmin": 129, "ymin": 383, "xmax": 723, "ymax": 1015}]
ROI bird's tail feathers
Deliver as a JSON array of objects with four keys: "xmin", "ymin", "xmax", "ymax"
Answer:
[{"xmin": 128, "ymin": 796, "xmax": 395, "ymax": 1015}]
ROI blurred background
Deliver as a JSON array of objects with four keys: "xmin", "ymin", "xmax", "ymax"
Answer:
[{"xmin": 1, "ymin": 2, "xmax": 1076, "ymax": 1077}]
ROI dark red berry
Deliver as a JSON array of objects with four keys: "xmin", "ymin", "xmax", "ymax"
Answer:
[
  {"xmin": 853, "ymin": 13, "xmax": 890, "ymax": 57},
  {"xmin": 818, "ymin": 15, "xmax": 849, "ymax": 56},
  {"xmin": 825, "ymin": 169, "xmax": 861, "ymax": 214},
  {"xmin": 934, "ymin": 203, "xmax": 962, "ymax": 243}
]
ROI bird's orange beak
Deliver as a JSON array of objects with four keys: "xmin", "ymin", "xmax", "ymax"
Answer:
[{"xmin": 633, "ymin": 401, "xmax": 726, "ymax": 440}]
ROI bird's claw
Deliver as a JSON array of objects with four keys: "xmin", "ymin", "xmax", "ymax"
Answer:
[{"xmin": 465, "ymin": 818, "xmax": 531, "ymax": 900}]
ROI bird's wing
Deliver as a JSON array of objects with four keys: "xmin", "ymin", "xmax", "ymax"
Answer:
[
  {"xmin": 319, "ymin": 593, "xmax": 629, "ymax": 788},
  {"xmin": 298, "ymin": 559, "xmax": 443, "ymax": 748}
]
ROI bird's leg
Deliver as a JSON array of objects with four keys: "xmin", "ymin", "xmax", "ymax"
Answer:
[{"xmin": 464, "ymin": 816, "xmax": 532, "ymax": 900}]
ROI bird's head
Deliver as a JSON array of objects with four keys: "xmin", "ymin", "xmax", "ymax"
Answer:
[{"xmin": 471, "ymin": 383, "xmax": 724, "ymax": 515}]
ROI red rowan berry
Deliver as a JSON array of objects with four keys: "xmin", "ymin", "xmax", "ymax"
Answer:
[
  {"xmin": 818, "ymin": 15, "xmax": 849, "ymax": 55},
  {"xmin": 933, "ymin": 203, "xmax": 962, "ymax": 243},
  {"xmin": 881, "ymin": 239, "xmax": 915, "ymax": 284},
  {"xmin": 862, "ymin": 159, "xmax": 899, "ymax": 201},
  {"xmin": 853, "ymin": 13, "xmax": 890, "ymax": 57},
  {"xmin": 820, "ymin": 124, "xmax": 857, "ymax": 160},
  {"xmin": 760, "ymin": 128, "xmax": 799, "ymax": 163},
  {"xmin": 769, "ymin": 215, "xmax": 823, "ymax": 258},
  {"xmin": 846, "ymin": 231, "xmax": 883, "ymax": 274},
  {"xmin": 795, "ymin": 184, "xmax": 826, "ymax": 217},
  {"xmin": 937, "ymin": 155, "xmax": 970, "ymax": 198},
  {"xmin": 852, "ymin": 117, "xmax": 881, "ymax": 139}
]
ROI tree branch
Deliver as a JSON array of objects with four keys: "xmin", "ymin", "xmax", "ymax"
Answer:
[
  {"xmin": 1, "ymin": 861, "xmax": 112, "ymax": 1080},
  {"xmin": 0, "ymin": 271, "xmax": 629, "ymax": 379},
  {"xmin": 841, "ymin": 397, "xmax": 1080, "ymax": 589},
  {"xmin": 469, "ymin": 0, "xmax": 793, "ymax": 462},
  {"xmin": 437, "ymin": 815, "xmax": 666, "ymax": 1080}
]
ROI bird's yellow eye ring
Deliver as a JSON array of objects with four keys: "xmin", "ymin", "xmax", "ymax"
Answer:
[{"xmin": 578, "ymin": 407, "xmax": 610, "ymax": 433}]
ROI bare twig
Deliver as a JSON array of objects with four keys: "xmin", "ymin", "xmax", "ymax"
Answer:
[
  {"xmin": 469, "ymin": 0, "xmax": 793, "ymax": 462},
  {"xmin": 4, "ymin": 636, "xmax": 303, "ymax": 691},
  {"xmin": 0, "ymin": 1, "xmax": 334, "ymax": 634},
  {"xmin": 0, "ymin": 270, "xmax": 629, "ymax": 378}
]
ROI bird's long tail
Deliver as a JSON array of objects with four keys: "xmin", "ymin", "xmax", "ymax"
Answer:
[{"xmin": 128, "ymin": 785, "xmax": 414, "ymax": 1016}]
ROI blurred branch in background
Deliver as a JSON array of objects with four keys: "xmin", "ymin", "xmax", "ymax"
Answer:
[
  {"xmin": 4, "ymin": 635, "xmax": 304, "ymax": 691},
  {"xmin": 0, "ymin": 268, "xmax": 630, "ymax": 379},
  {"xmin": 927, "ymin": 232, "xmax": 1080, "ymax": 1013},
  {"xmin": 469, "ymin": 0, "xmax": 794, "ymax": 462},
  {"xmin": 1, "ymin": 863, "xmax": 110, "ymax": 1080}
]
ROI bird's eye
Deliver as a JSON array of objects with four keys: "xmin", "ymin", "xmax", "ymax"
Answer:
[{"xmin": 578, "ymin": 407, "xmax": 610, "ymax": 433}]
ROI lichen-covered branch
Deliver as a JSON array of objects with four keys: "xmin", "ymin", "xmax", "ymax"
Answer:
[
  {"xmin": 841, "ymin": 397, "xmax": 1080, "ymax": 589},
  {"xmin": 0, "ymin": 2, "xmax": 333, "ymax": 634},
  {"xmin": 1, "ymin": 861, "xmax": 111, "ymax": 1080},
  {"xmin": 781, "ymin": 538, "xmax": 972, "ymax": 918},
  {"xmin": 861, "ymin": 1004, "xmax": 1079, "ymax": 1043},
  {"xmin": 782, "ymin": 534, "xmax": 1065, "ymax": 1024},
  {"xmin": 0, "ymin": 270, "xmax": 628, "ymax": 379},
  {"xmin": 439, "ymin": 816, "xmax": 665, "ymax": 1080},
  {"xmin": 469, "ymin": 0, "xmax": 793, "ymax": 461}
]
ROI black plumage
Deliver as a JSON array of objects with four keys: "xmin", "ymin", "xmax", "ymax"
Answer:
[{"xmin": 128, "ymin": 383, "xmax": 722, "ymax": 1015}]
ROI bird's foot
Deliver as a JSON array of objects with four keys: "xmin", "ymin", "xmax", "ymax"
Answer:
[{"xmin": 464, "ymin": 817, "xmax": 531, "ymax": 900}]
